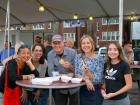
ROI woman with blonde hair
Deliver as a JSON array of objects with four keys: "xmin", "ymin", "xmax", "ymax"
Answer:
[{"xmin": 75, "ymin": 35, "xmax": 105, "ymax": 105}]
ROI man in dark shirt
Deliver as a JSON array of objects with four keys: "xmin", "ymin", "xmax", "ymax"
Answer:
[{"xmin": 44, "ymin": 36, "xmax": 53, "ymax": 60}]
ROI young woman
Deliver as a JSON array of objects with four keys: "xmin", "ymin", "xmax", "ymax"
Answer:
[
  {"xmin": 75, "ymin": 35, "xmax": 105, "ymax": 105},
  {"xmin": 0, "ymin": 45, "xmax": 39, "ymax": 105},
  {"xmin": 21, "ymin": 44, "xmax": 48, "ymax": 105},
  {"xmin": 102, "ymin": 42, "xmax": 132, "ymax": 105}
]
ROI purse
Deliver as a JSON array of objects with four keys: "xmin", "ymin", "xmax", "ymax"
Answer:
[{"xmin": 3, "ymin": 64, "xmax": 21, "ymax": 105}]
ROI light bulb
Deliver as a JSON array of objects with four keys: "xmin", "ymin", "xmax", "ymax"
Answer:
[
  {"xmin": 73, "ymin": 14, "xmax": 78, "ymax": 20},
  {"xmin": 39, "ymin": 5, "xmax": 45, "ymax": 12},
  {"xmin": 89, "ymin": 16, "xmax": 93, "ymax": 20}
]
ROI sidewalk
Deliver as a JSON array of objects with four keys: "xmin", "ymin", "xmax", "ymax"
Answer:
[
  {"xmin": 129, "ymin": 82, "xmax": 140, "ymax": 105},
  {"xmin": 0, "ymin": 93, "xmax": 3, "ymax": 105}
]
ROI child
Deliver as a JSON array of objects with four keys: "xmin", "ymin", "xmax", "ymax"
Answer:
[{"xmin": 102, "ymin": 42, "xmax": 132, "ymax": 105}]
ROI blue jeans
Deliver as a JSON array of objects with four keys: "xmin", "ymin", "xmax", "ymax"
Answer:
[{"xmin": 37, "ymin": 89, "xmax": 49, "ymax": 105}]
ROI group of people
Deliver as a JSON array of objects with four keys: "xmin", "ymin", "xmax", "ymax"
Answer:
[{"xmin": 0, "ymin": 34, "xmax": 133, "ymax": 105}]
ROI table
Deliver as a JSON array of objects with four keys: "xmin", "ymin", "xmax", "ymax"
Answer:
[
  {"xmin": 130, "ymin": 65, "xmax": 140, "ymax": 90},
  {"xmin": 16, "ymin": 80, "xmax": 85, "ymax": 105},
  {"xmin": 130, "ymin": 65, "xmax": 140, "ymax": 69}
]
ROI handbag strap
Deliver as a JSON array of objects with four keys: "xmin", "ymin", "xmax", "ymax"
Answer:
[{"xmin": 5, "ymin": 63, "xmax": 20, "ymax": 87}]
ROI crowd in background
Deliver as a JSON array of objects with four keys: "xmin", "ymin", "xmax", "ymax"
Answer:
[{"xmin": 0, "ymin": 34, "xmax": 134, "ymax": 105}]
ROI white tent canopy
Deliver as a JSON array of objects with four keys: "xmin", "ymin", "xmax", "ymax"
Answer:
[{"xmin": 0, "ymin": 0, "xmax": 140, "ymax": 26}]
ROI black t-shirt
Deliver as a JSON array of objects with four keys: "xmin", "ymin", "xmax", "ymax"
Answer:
[{"xmin": 104, "ymin": 60, "xmax": 131, "ymax": 100}]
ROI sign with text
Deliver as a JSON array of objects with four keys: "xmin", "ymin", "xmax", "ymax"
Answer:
[{"xmin": 131, "ymin": 22, "xmax": 140, "ymax": 40}]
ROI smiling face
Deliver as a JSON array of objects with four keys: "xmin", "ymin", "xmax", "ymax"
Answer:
[
  {"xmin": 18, "ymin": 48, "xmax": 31, "ymax": 63},
  {"xmin": 65, "ymin": 38, "xmax": 74, "ymax": 48},
  {"xmin": 107, "ymin": 43, "xmax": 119, "ymax": 60},
  {"xmin": 32, "ymin": 45, "xmax": 43, "ymax": 61},
  {"xmin": 81, "ymin": 37, "xmax": 93, "ymax": 53},
  {"xmin": 52, "ymin": 41, "xmax": 64, "ymax": 54}
]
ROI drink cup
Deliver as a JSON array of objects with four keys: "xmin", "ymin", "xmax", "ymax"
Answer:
[
  {"xmin": 134, "ymin": 61, "xmax": 138, "ymax": 65},
  {"xmin": 52, "ymin": 71, "xmax": 60, "ymax": 77}
]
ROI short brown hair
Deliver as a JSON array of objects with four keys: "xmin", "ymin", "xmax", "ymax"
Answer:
[{"xmin": 123, "ymin": 41, "xmax": 132, "ymax": 47}]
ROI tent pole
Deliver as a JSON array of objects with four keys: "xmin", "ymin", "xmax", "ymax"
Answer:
[
  {"xmin": 7, "ymin": 0, "xmax": 10, "ymax": 57},
  {"xmin": 4, "ymin": 0, "xmax": 10, "ymax": 57},
  {"xmin": 119, "ymin": 0, "xmax": 123, "ymax": 46}
]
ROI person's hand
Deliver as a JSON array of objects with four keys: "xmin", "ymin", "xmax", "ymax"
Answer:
[
  {"xmin": 82, "ymin": 64, "xmax": 89, "ymax": 72},
  {"xmin": 26, "ymin": 58, "xmax": 32, "ymax": 66},
  {"xmin": 62, "ymin": 61, "xmax": 74, "ymax": 70},
  {"xmin": 2, "ymin": 55, "xmax": 17, "ymax": 65},
  {"xmin": 26, "ymin": 58, "xmax": 35, "ymax": 71},
  {"xmin": 85, "ymin": 79, "xmax": 95, "ymax": 91},
  {"xmin": 103, "ymin": 93, "xmax": 116, "ymax": 99},
  {"xmin": 13, "ymin": 54, "xmax": 18, "ymax": 59},
  {"xmin": 33, "ymin": 90, "xmax": 41, "ymax": 102},
  {"xmin": 21, "ymin": 89, "xmax": 28, "ymax": 102}
]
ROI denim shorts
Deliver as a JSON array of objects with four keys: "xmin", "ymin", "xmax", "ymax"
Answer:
[{"xmin": 102, "ymin": 95, "xmax": 130, "ymax": 105}]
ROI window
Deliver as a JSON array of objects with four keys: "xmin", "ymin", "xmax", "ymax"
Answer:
[
  {"xmin": 102, "ymin": 31, "xmax": 119, "ymax": 41},
  {"xmin": 102, "ymin": 18, "xmax": 119, "ymax": 25},
  {"xmin": 116, "ymin": 31, "xmax": 119, "ymax": 40},
  {"xmin": 112, "ymin": 32, "xmax": 116, "ymax": 40},
  {"xmin": 96, "ymin": 22, "xmax": 100, "ymax": 31},
  {"xmin": 48, "ymin": 22, "xmax": 52, "ymax": 29},
  {"xmin": 63, "ymin": 33, "xmax": 76, "ymax": 41},
  {"xmin": 102, "ymin": 32, "xmax": 107, "ymax": 40},
  {"xmin": 107, "ymin": 32, "xmax": 111, "ymax": 40}
]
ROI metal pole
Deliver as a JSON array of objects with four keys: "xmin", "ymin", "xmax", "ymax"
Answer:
[
  {"xmin": 7, "ymin": 0, "xmax": 10, "ymax": 57},
  {"xmin": 119, "ymin": 0, "xmax": 123, "ymax": 46},
  {"xmin": 4, "ymin": 0, "xmax": 10, "ymax": 57},
  {"xmin": 4, "ymin": 10, "xmax": 8, "ymax": 43},
  {"xmin": 49, "ymin": 88, "xmax": 52, "ymax": 105}
]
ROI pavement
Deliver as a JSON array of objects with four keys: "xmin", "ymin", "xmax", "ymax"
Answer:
[
  {"xmin": 129, "ymin": 82, "xmax": 140, "ymax": 105},
  {"xmin": 0, "ymin": 82, "xmax": 140, "ymax": 105},
  {"xmin": 0, "ymin": 93, "xmax": 3, "ymax": 105}
]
